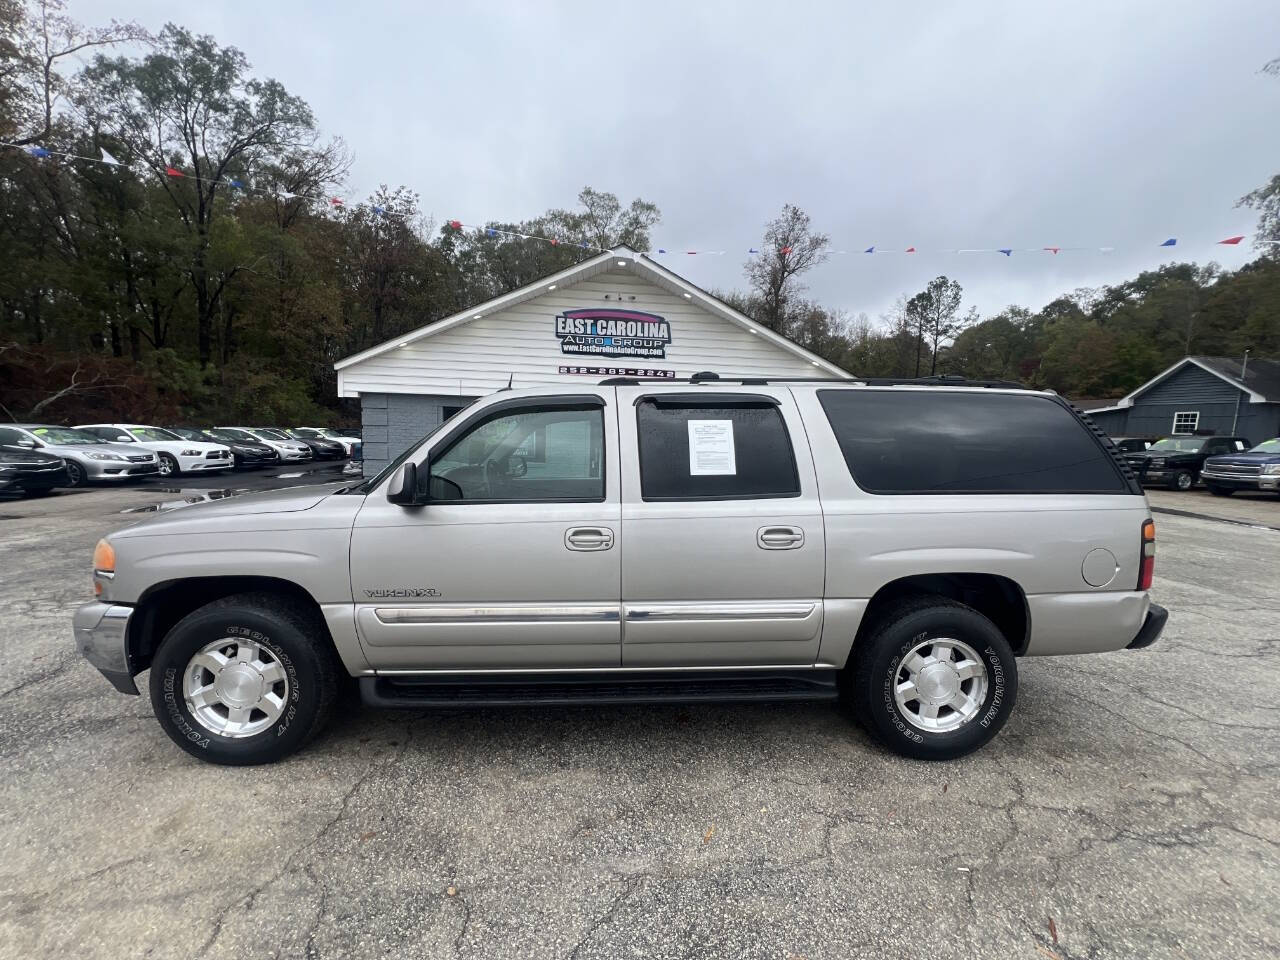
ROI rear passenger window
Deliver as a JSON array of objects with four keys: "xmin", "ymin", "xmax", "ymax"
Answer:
[
  {"xmin": 636, "ymin": 397, "xmax": 799, "ymax": 500},
  {"xmin": 817, "ymin": 390, "xmax": 1128, "ymax": 494}
]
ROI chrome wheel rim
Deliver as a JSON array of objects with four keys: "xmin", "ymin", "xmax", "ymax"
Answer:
[
  {"xmin": 158, "ymin": 456, "xmax": 174, "ymax": 477},
  {"xmin": 66, "ymin": 461, "xmax": 83, "ymax": 485},
  {"xmin": 183, "ymin": 638, "xmax": 290, "ymax": 738},
  {"xmin": 894, "ymin": 637, "xmax": 988, "ymax": 733},
  {"xmin": 1176, "ymin": 473, "xmax": 1192, "ymax": 490}
]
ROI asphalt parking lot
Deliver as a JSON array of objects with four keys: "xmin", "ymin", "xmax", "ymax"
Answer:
[{"xmin": 0, "ymin": 477, "xmax": 1277, "ymax": 959}]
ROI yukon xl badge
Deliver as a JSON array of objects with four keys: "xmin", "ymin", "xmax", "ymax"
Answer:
[{"xmin": 364, "ymin": 588, "xmax": 441, "ymax": 599}]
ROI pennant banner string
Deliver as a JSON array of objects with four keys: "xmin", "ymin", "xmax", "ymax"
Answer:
[{"xmin": 2, "ymin": 141, "xmax": 1268, "ymax": 261}]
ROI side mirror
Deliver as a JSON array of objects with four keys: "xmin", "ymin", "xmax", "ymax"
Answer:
[
  {"xmin": 16, "ymin": 438, "xmax": 37, "ymax": 449},
  {"xmin": 386, "ymin": 462, "xmax": 421, "ymax": 506},
  {"xmin": 115, "ymin": 435, "xmax": 133, "ymax": 442}
]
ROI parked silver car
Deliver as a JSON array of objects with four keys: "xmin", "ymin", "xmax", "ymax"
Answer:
[
  {"xmin": 73, "ymin": 378, "xmax": 1166, "ymax": 765},
  {"xmin": 0, "ymin": 424, "xmax": 159, "ymax": 486}
]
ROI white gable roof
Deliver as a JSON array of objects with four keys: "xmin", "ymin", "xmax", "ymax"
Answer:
[{"xmin": 334, "ymin": 246, "xmax": 850, "ymax": 396}]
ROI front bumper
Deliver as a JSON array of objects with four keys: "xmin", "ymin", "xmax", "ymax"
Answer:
[
  {"xmin": 72, "ymin": 601, "xmax": 138, "ymax": 694},
  {"xmin": 178, "ymin": 454, "xmax": 233, "ymax": 472},
  {"xmin": 1126, "ymin": 603, "xmax": 1168, "ymax": 650},
  {"xmin": 1200, "ymin": 469, "xmax": 1279, "ymax": 491},
  {"xmin": 84, "ymin": 459, "xmax": 160, "ymax": 480}
]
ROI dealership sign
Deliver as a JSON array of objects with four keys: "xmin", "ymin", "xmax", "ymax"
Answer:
[{"xmin": 555, "ymin": 308, "xmax": 671, "ymax": 359}]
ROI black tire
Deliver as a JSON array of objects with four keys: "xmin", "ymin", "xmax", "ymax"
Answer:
[
  {"xmin": 1206, "ymin": 484, "xmax": 1234, "ymax": 497},
  {"xmin": 157, "ymin": 452, "xmax": 179, "ymax": 478},
  {"xmin": 1170, "ymin": 470, "xmax": 1194, "ymax": 491},
  {"xmin": 848, "ymin": 596, "xmax": 1018, "ymax": 761},
  {"xmin": 148, "ymin": 592, "xmax": 341, "ymax": 765},
  {"xmin": 64, "ymin": 459, "xmax": 87, "ymax": 487}
]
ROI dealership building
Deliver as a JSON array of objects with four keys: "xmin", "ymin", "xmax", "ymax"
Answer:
[{"xmin": 335, "ymin": 246, "xmax": 851, "ymax": 476}]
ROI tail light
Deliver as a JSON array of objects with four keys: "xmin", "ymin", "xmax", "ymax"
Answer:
[{"xmin": 1137, "ymin": 520, "xmax": 1155, "ymax": 590}]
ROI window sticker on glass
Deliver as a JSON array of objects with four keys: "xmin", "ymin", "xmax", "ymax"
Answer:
[{"xmin": 688, "ymin": 419, "xmax": 736, "ymax": 475}]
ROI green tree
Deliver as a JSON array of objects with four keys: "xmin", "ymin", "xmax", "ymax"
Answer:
[{"xmin": 904, "ymin": 275, "xmax": 965, "ymax": 376}]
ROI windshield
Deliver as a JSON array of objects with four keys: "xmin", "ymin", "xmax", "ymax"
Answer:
[
  {"xmin": 132, "ymin": 426, "xmax": 181, "ymax": 441},
  {"xmin": 1248, "ymin": 438, "xmax": 1280, "ymax": 454},
  {"xmin": 169, "ymin": 427, "xmax": 200, "ymax": 440},
  {"xmin": 1149, "ymin": 437, "xmax": 1206, "ymax": 453},
  {"xmin": 292, "ymin": 428, "xmax": 322, "ymax": 438},
  {"xmin": 31, "ymin": 427, "xmax": 99, "ymax": 445},
  {"xmin": 352, "ymin": 400, "xmax": 476, "ymax": 493},
  {"xmin": 256, "ymin": 429, "xmax": 290, "ymax": 441}
]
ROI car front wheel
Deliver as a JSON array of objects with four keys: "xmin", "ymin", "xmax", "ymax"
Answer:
[
  {"xmin": 848, "ymin": 597, "xmax": 1017, "ymax": 760},
  {"xmin": 1171, "ymin": 470, "xmax": 1195, "ymax": 491},
  {"xmin": 157, "ymin": 453, "xmax": 179, "ymax": 478},
  {"xmin": 148, "ymin": 592, "xmax": 340, "ymax": 765},
  {"xmin": 64, "ymin": 460, "xmax": 87, "ymax": 487}
]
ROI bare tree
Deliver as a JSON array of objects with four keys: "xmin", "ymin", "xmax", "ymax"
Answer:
[
  {"xmin": 744, "ymin": 205, "xmax": 829, "ymax": 333},
  {"xmin": 0, "ymin": 0, "xmax": 149, "ymax": 146},
  {"xmin": 905, "ymin": 276, "xmax": 965, "ymax": 376}
]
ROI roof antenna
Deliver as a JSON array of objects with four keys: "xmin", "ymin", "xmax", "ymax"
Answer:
[{"xmin": 501, "ymin": 372, "xmax": 513, "ymax": 392}]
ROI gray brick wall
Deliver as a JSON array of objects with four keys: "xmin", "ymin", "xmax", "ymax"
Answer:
[{"xmin": 361, "ymin": 393, "xmax": 474, "ymax": 477}]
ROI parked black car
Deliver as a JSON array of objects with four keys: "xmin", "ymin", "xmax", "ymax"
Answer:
[
  {"xmin": 168, "ymin": 427, "xmax": 280, "ymax": 469},
  {"xmin": 1124, "ymin": 435, "xmax": 1252, "ymax": 490},
  {"xmin": 1111, "ymin": 436, "xmax": 1155, "ymax": 454},
  {"xmin": 0, "ymin": 444, "xmax": 69, "ymax": 497},
  {"xmin": 263, "ymin": 428, "xmax": 345, "ymax": 460}
]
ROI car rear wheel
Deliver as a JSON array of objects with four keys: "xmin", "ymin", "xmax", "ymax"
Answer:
[
  {"xmin": 64, "ymin": 460, "xmax": 87, "ymax": 487},
  {"xmin": 157, "ymin": 452, "xmax": 179, "ymax": 478},
  {"xmin": 847, "ymin": 597, "xmax": 1017, "ymax": 760},
  {"xmin": 1206, "ymin": 484, "xmax": 1234, "ymax": 497},
  {"xmin": 148, "ymin": 592, "xmax": 340, "ymax": 765},
  {"xmin": 1171, "ymin": 470, "xmax": 1194, "ymax": 491}
]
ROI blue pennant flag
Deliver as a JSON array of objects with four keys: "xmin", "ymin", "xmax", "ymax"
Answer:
[
  {"xmin": 228, "ymin": 179, "xmax": 244, "ymax": 189},
  {"xmin": 863, "ymin": 246, "xmax": 875, "ymax": 253},
  {"xmin": 26, "ymin": 145, "xmax": 50, "ymax": 158},
  {"xmin": 485, "ymin": 227, "xmax": 498, "ymax": 236},
  {"xmin": 998, "ymin": 248, "xmax": 1012, "ymax": 256},
  {"xmin": 657, "ymin": 248, "xmax": 667, "ymax": 254},
  {"xmin": 748, "ymin": 247, "xmax": 760, "ymax": 254},
  {"xmin": 371, "ymin": 205, "xmax": 385, "ymax": 216},
  {"xmin": 1160, "ymin": 238, "xmax": 1177, "ymax": 247}
]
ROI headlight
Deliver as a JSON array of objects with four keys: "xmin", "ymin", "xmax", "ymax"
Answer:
[
  {"xmin": 180, "ymin": 449, "xmax": 202, "ymax": 457},
  {"xmin": 87, "ymin": 452, "xmax": 123, "ymax": 461},
  {"xmin": 1263, "ymin": 464, "xmax": 1280, "ymax": 475}
]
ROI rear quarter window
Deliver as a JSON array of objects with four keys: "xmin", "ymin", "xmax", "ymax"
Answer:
[{"xmin": 817, "ymin": 390, "xmax": 1129, "ymax": 494}]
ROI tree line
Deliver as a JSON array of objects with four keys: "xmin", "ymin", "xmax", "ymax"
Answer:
[{"xmin": 1, "ymin": 3, "xmax": 1276, "ymax": 426}]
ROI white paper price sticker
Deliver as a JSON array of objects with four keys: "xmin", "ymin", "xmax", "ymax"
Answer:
[{"xmin": 688, "ymin": 419, "xmax": 736, "ymax": 475}]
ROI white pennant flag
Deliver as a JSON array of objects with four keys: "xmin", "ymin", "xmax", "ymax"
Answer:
[{"xmin": 100, "ymin": 147, "xmax": 121, "ymax": 166}]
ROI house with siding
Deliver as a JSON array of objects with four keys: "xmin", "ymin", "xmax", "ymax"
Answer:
[
  {"xmin": 334, "ymin": 246, "xmax": 851, "ymax": 476},
  {"xmin": 1085, "ymin": 356, "xmax": 1280, "ymax": 443}
]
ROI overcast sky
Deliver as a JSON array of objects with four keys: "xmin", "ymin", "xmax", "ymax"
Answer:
[{"xmin": 85, "ymin": 0, "xmax": 1280, "ymax": 322}]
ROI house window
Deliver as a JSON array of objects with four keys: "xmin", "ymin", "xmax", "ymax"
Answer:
[{"xmin": 1172, "ymin": 411, "xmax": 1199, "ymax": 435}]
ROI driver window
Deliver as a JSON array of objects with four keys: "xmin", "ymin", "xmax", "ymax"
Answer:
[{"xmin": 428, "ymin": 405, "xmax": 604, "ymax": 502}]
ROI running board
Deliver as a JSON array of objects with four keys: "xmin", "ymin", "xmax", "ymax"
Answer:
[{"xmin": 359, "ymin": 669, "xmax": 840, "ymax": 708}]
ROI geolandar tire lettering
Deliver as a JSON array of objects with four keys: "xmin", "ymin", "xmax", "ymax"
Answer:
[
  {"xmin": 849, "ymin": 597, "xmax": 1018, "ymax": 761},
  {"xmin": 147, "ymin": 592, "xmax": 339, "ymax": 766}
]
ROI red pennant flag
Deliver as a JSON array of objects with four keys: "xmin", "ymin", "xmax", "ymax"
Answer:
[
  {"xmin": 165, "ymin": 166, "xmax": 183, "ymax": 177},
  {"xmin": 1044, "ymin": 246, "xmax": 1061, "ymax": 254},
  {"xmin": 330, "ymin": 197, "xmax": 343, "ymax": 207},
  {"xmin": 1218, "ymin": 235, "xmax": 1244, "ymax": 245},
  {"xmin": 448, "ymin": 219, "xmax": 462, "ymax": 230},
  {"xmin": 550, "ymin": 238, "xmax": 558, "ymax": 246},
  {"xmin": 780, "ymin": 246, "xmax": 793, "ymax": 255},
  {"xmin": 905, "ymin": 246, "xmax": 915, "ymax": 253}
]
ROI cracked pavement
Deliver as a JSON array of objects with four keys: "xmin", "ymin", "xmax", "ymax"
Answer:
[{"xmin": 0, "ymin": 483, "xmax": 1277, "ymax": 959}]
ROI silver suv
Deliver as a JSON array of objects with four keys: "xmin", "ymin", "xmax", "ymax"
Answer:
[{"xmin": 72, "ymin": 377, "xmax": 1166, "ymax": 765}]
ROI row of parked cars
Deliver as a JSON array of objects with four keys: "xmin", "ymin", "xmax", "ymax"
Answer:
[
  {"xmin": 1114, "ymin": 434, "xmax": 1280, "ymax": 496},
  {"xmin": 0, "ymin": 422, "xmax": 361, "ymax": 497}
]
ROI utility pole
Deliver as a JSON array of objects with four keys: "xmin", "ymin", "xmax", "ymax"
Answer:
[{"xmin": 1230, "ymin": 348, "xmax": 1251, "ymax": 435}]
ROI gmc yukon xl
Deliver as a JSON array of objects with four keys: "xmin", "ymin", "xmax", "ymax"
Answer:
[{"xmin": 73, "ymin": 377, "xmax": 1167, "ymax": 765}]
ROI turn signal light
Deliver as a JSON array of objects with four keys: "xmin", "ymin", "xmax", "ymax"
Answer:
[
  {"xmin": 1137, "ymin": 520, "xmax": 1155, "ymax": 591},
  {"xmin": 92, "ymin": 539, "xmax": 115, "ymax": 596}
]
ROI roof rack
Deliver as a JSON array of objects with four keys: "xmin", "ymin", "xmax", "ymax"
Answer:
[{"xmin": 597, "ymin": 373, "xmax": 1029, "ymax": 389}]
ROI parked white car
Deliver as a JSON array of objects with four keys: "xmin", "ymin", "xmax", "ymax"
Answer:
[
  {"xmin": 291, "ymin": 427, "xmax": 360, "ymax": 457},
  {"xmin": 76, "ymin": 424, "xmax": 232, "ymax": 478},
  {"xmin": 214, "ymin": 426, "xmax": 313, "ymax": 462}
]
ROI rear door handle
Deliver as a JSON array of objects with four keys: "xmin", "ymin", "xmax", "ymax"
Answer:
[
  {"xmin": 566, "ymin": 526, "xmax": 614, "ymax": 551},
  {"xmin": 758, "ymin": 526, "xmax": 804, "ymax": 550}
]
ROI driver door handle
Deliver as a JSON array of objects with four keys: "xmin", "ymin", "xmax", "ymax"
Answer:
[{"xmin": 565, "ymin": 527, "xmax": 614, "ymax": 551}]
